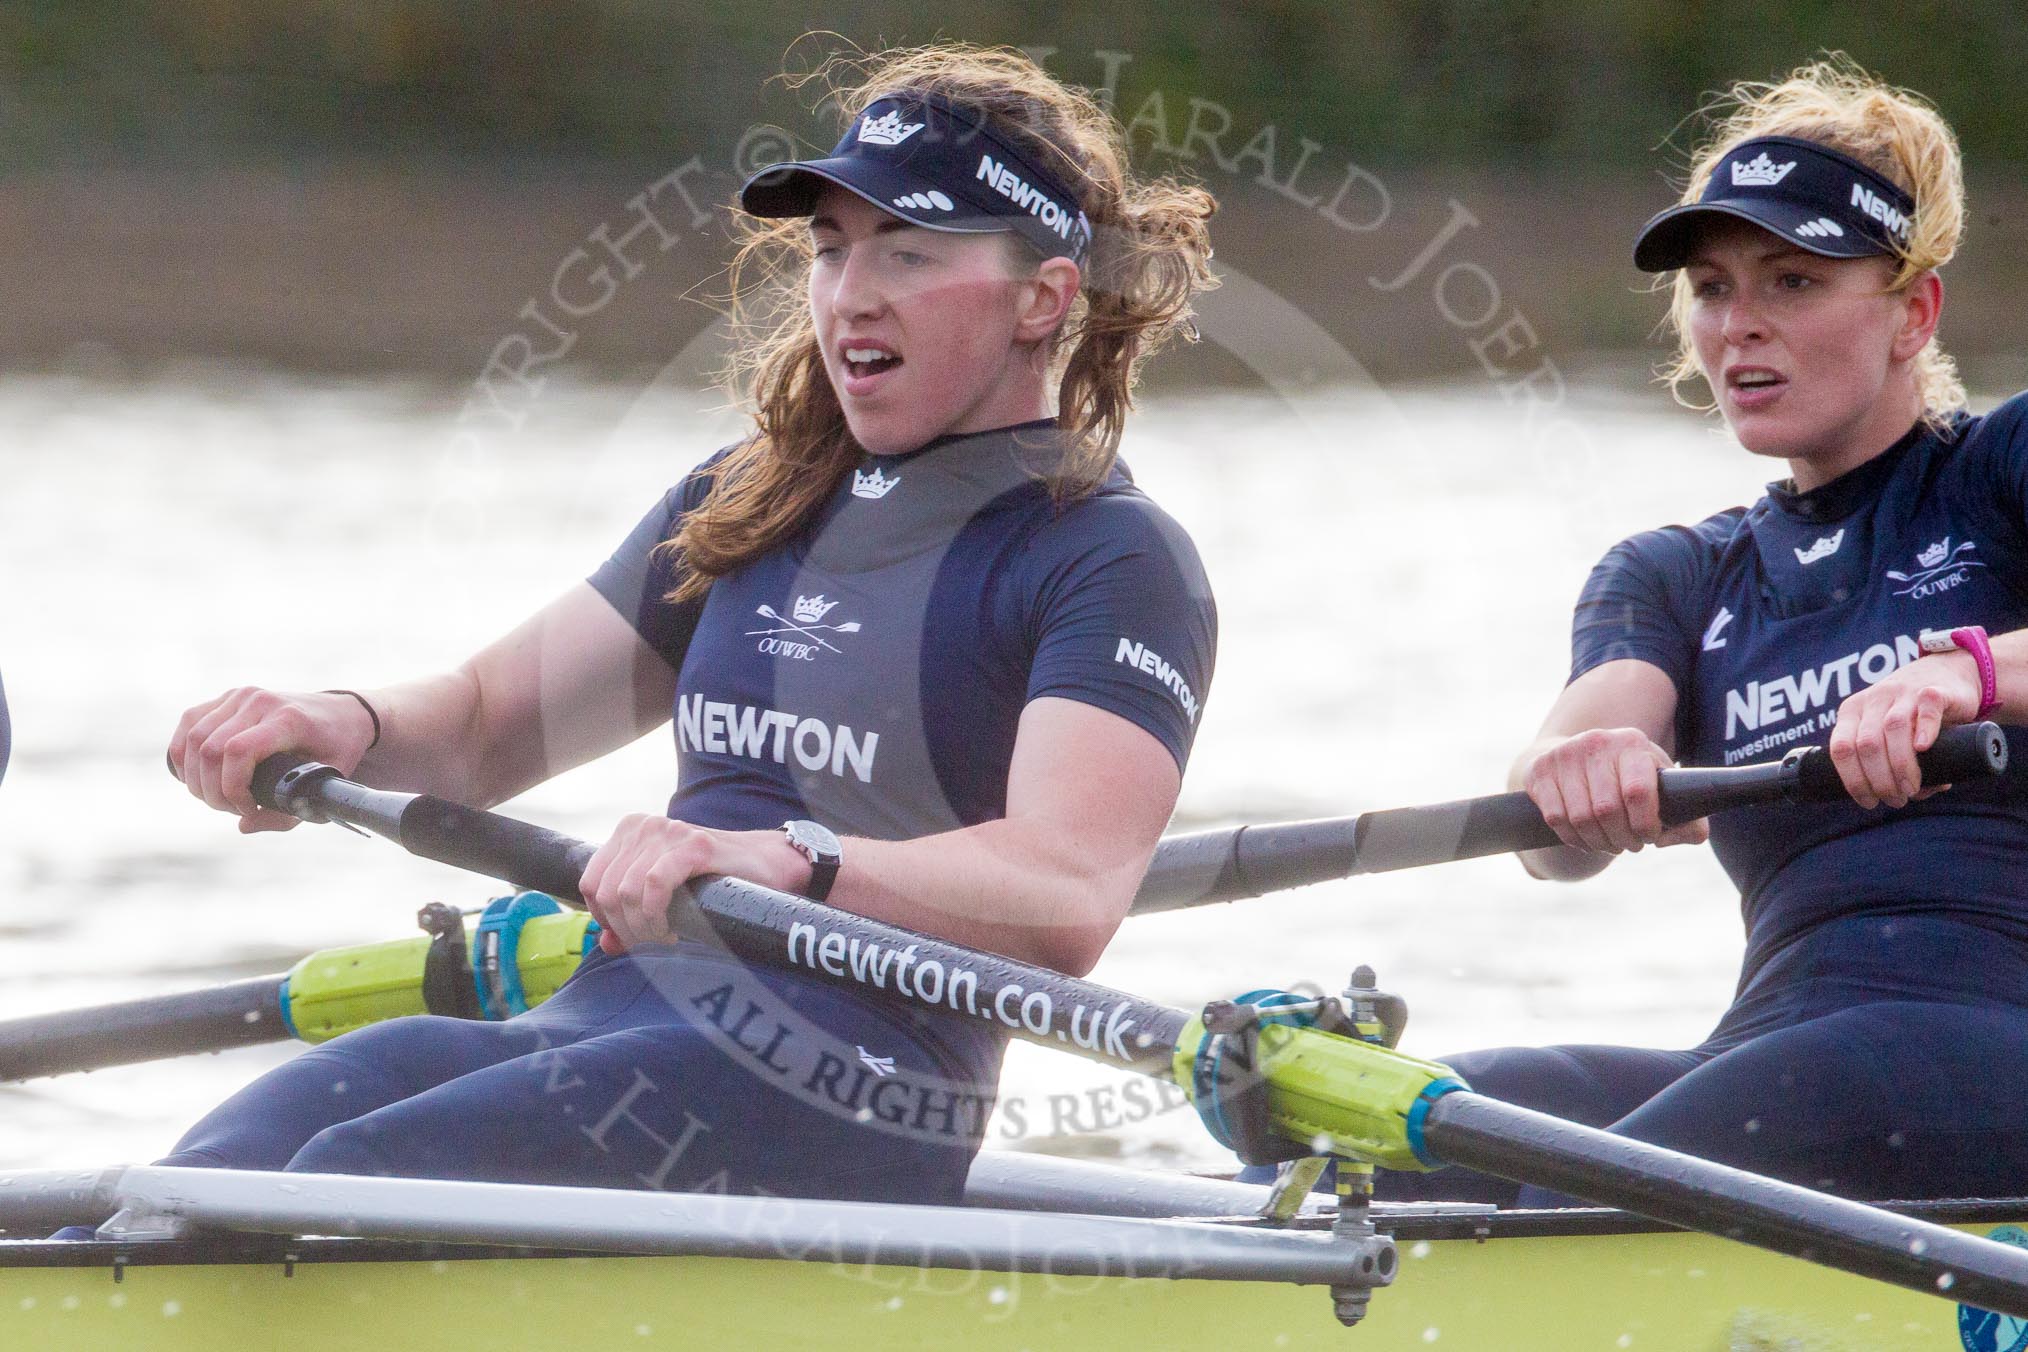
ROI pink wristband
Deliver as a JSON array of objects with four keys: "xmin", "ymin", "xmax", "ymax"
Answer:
[{"xmin": 1951, "ymin": 626, "xmax": 2001, "ymax": 719}]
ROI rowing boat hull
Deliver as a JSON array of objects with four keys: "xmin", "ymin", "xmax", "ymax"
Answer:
[{"xmin": 7, "ymin": 1208, "xmax": 2021, "ymax": 1351}]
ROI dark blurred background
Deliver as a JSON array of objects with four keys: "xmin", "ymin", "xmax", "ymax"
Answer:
[{"xmin": 4, "ymin": 1, "xmax": 2025, "ymax": 389}]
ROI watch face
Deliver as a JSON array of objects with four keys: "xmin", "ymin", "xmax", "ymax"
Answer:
[{"xmin": 787, "ymin": 819, "xmax": 841, "ymax": 860}]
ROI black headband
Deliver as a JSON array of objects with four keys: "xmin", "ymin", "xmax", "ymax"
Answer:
[
  {"xmin": 1633, "ymin": 135, "xmax": 1918, "ymax": 272},
  {"xmin": 739, "ymin": 91, "xmax": 1093, "ymax": 264}
]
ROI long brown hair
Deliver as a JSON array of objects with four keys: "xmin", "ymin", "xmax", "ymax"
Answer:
[
  {"xmin": 1658, "ymin": 55, "xmax": 1967, "ymax": 426},
  {"xmin": 664, "ymin": 42, "xmax": 1218, "ymax": 602}
]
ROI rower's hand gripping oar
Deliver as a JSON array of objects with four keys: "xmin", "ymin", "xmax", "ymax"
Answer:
[
  {"xmin": 236, "ymin": 746, "xmax": 2028, "ymax": 1324},
  {"xmin": 1135, "ymin": 720, "xmax": 2010, "ymax": 913}
]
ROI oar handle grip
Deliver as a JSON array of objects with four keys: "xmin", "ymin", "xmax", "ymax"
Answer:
[
  {"xmin": 1787, "ymin": 718, "xmax": 2008, "ymax": 802},
  {"xmin": 400, "ymin": 797, "xmax": 599, "ymax": 904},
  {"xmin": 1133, "ymin": 723, "xmax": 2011, "ymax": 909},
  {"xmin": 250, "ymin": 754, "xmax": 598, "ymax": 902}
]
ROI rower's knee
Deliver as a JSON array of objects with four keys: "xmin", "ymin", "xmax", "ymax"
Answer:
[{"xmin": 287, "ymin": 1120, "xmax": 398, "ymax": 1178}]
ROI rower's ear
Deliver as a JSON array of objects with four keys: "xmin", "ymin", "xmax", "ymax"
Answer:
[
  {"xmin": 1891, "ymin": 270, "xmax": 1943, "ymax": 363},
  {"xmin": 1012, "ymin": 257, "xmax": 1080, "ymax": 346}
]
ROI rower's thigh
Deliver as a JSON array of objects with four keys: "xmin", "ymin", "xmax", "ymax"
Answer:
[
  {"xmin": 285, "ymin": 1022, "xmax": 982, "ymax": 1203},
  {"xmin": 1600, "ymin": 1001, "xmax": 2028, "ymax": 1198},
  {"xmin": 1373, "ymin": 1043, "xmax": 1699, "ymax": 1204},
  {"xmin": 160, "ymin": 1015, "xmax": 556, "ymax": 1171}
]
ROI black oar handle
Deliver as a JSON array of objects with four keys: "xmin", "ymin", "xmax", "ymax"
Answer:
[
  {"xmin": 1135, "ymin": 723, "xmax": 2008, "ymax": 912},
  {"xmin": 1788, "ymin": 717, "xmax": 2007, "ymax": 801},
  {"xmin": 399, "ymin": 797, "xmax": 599, "ymax": 904},
  {"xmin": 250, "ymin": 756, "xmax": 598, "ymax": 900}
]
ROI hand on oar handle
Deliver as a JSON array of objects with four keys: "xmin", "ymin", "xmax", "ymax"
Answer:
[
  {"xmin": 1517, "ymin": 728, "xmax": 1711, "ymax": 856},
  {"xmin": 167, "ymin": 687, "xmax": 379, "ymax": 833}
]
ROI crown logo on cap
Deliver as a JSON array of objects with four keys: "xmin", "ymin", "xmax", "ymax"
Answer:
[
  {"xmin": 852, "ymin": 466, "xmax": 900, "ymax": 499},
  {"xmin": 857, "ymin": 109, "xmax": 925, "ymax": 147},
  {"xmin": 1731, "ymin": 152, "xmax": 1796, "ymax": 187}
]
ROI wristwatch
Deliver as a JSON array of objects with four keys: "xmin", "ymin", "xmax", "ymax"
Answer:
[
  {"xmin": 1919, "ymin": 625, "xmax": 2001, "ymax": 718},
  {"xmin": 781, "ymin": 820, "xmax": 843, "ymax": 902}
]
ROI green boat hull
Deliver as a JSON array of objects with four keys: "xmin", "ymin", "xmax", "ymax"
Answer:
[{"xmin": 7, "ymin": 1206, "xmax": 2021, "ymax": 1351}]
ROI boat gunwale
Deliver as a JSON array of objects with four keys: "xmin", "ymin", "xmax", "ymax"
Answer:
[{"xmin": 6, "ymin": 1196, "xmax": 2026, "ymax": 1270}]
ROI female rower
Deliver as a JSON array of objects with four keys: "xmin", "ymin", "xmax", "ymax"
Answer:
[
  {"xmin": 156, "ymin": 46, "xmax": 1217, "ymax": 1207},
  {"xmin": 1394, "ymin": 59, "xmax": 2028, "ymax": 1204}
]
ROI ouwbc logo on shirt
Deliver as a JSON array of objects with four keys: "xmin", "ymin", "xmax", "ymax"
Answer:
[
  {"xmin": 747, "ymin": 596, "xmax": 862, "ymax": 661},
  {"xmin": 1887, "ymin": 537, "xmax": 1984, "ymax": 599}
]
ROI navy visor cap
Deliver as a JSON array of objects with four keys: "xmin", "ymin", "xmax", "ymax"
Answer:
[
  {"xmin": 1633, "ymin": 135, "xmax": 1917, "ymax": 272},
  {"xmin": 739, "ymin": 91, "xmax": 1093, "ymax": 263}
]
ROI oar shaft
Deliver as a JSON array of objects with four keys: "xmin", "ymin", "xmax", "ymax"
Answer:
[
  {"xmin": 0, "ymin": 976, "xmax": 286, "ymax": 1081},
  {"xmin": 1423, "ymin": 1090, "xmax": 2028, "ymax": 1319},
  {"xmin": 1134, "ymin": 722, "xmax": 2008, "ymax": 912}
]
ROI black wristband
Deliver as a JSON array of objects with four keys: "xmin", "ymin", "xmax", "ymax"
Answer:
[{"xmin": 322, "ymin": 689, "xmax": 382, "ymax": 750}]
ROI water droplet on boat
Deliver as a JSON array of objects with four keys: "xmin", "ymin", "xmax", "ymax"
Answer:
[
  {"xmin": 431, "ymin": 1261, "xmax": 448, "ymax": 1273},
  {"xmin": 635, "ymin": 1324, "xmax": 652, "ymax": 1337},
  {"xmin": 1617, "ymin": 1336, "xmax": 1633, "ymax": 1348},
  {"xmin": 61, "ymin": 1296, "xmax": 79, "ymax": 1311},
  {"xmin": 988, "ymin": 1286, "xmax": 1009, "ymax": 1305},
  {"xmin": 1743, "ymin": 1118, "xmax": 1760, "ymax": 1134},
  {"xmin": 1937, "ymin": 1272, "xmax": 1956, "ymax": 1291},
  {"xmin": 885, "ymin": 1297, "xmax": 904, "ymax": 1311},
  {"xmin": 162, "ymin": 1301, "xmax": 182, "ymax": 1318},
  {"xmin": 19, "ymin": 1298, "xmax": 35, "ymax": 1311},
  {"xmin": 278, "ymin": 1183, "xmax": 300, "ymax": 1195},
  {"xmin": 108, "ymin": 1293, "xmax": 126, "ymax": 1309},
  {"xmin": 856, "ymin": 1108, "xmax": 873, "ymax": 1123},
  {"xmin": 1310, "ymin": 1134, "xmax": 1331, "ymax": 1153},
  {"xmin": 1421, "ymin": 1328, "xmax": 1441, "ymax": 1343},
  {"xmin": 1888, "ymin": 1132, "xmax": 1906, "ymax": 1148},
  {"xmin": 243, "ymin": 1010, "xmax": 261, "ymax": 1022},
  {"xmin": 1909, "ymin": 1238, "xmax": 1928, "ymax": 1255},
  {"xmin": 1409, "ymin": 1241, "xmax": 1432, "ymax": 1259},
  {"xmin": 331, "ymin": 1080, "xmax": 348, "ymax": 1095}
]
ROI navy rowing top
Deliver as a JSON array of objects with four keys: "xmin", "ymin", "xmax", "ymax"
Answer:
[
  {"xmin": 591, "ymin": 420, "xmax": 1217, "ymax": 840},
  {"xmin": 1570, "ymin": 392, "xmax": 2028, "ymax": 983}
]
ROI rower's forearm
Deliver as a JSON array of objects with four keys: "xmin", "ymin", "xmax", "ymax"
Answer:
[
  {"xmin": 830, "ymin": 822, "xmax": 1149, "ymax": 977},
  {"xmin": 350, "ymin": 670, "xmax": 495, "ymax": 803}
]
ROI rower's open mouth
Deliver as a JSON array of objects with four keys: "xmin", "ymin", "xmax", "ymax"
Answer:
[{"xmin": 843, "ymin": 345, "xmax": 903, "ymax": 379}]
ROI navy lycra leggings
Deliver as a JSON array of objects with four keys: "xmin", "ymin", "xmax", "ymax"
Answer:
[
  {"xmin": 159, "ymin": 943, "xmax": 997, "ymax": 1204},
  {"xmin": 1248, "ymin": 914, "xmax": 2028, "ymax": 1205}
]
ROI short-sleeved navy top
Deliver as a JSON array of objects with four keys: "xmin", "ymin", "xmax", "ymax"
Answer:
[
  {"xmin": 1569, "ymin": 394, "xmax": 2028, "ymax": 981},
  {"xmin": 591, "ymin": 420, "xmax": 1217, "ymax": 842}
]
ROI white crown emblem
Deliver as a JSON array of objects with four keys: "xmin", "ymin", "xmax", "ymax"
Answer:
[
  {"xmin": 1731, "ymin": 152, "xmax": 1796, "ymax": 187},
  {"xmin": 852, "ymin": 466, "xmax": 900, "ymax": 499},
  {"xmin": 857, "ymin": 110, "xmax": 925, "ymax": 147},
  {"xmin": 792, "ymin": 594, "xmax": 839, "ymax": 624},
  {"xmin": 1917, "ymin": 538, "xmax": 1950, "ymax": 569},
  {"xmin": 1794, "ymin": 529, "xmax": 1845, "ymax": 566}
]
